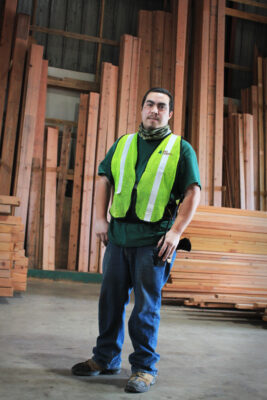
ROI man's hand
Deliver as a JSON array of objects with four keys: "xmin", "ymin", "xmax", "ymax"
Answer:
[
  {"xmin": 157, "ymin": 229, "xmax": 181, "ymax": 262},
  {"xmin": 95, "ymin": 218, "xmax": 109, "ymax": 246},
  {"xmin": 95, "ymin": 175, "xmax": 112, "ymax": 246}
]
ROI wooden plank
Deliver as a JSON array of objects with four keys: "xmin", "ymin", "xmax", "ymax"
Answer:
[
  {"xmin": 225, "ymin": 7, "xmax": 267, "ymax": 24},
  {"xmin": 197, "ymin": 0, "xmax": 210, "ymax": 205},
  {"xmin": 238, "ymin": 114, "xmax": 246, "ymax": 209},
  {"xmin": 78, "ymin": 92, "xmax": 100, "ymax": 272},
  {"xmin": 213, "ymin": 0, "xmax": 225, "ymax": 206},
  {"xmin": 257, "ymin": 57, "xmax": 265, "ymax": 210},
  {"xmin": 30, "ymin": 25, "xmax": 119, "ymax": 46},
  {"xmin": 0, "ymin": 196, "xmax": 20, "ymax": 206},
  {"xmin": 243, "ymin": 114, "xmax": 255, "ymax": 210},
  {"xmin": 14, "ymin": 44, "xmax": 43, "ymax": 228},
  {"xmin": 173, "ymin": 0, "xmax": 189, "ymax": 136},
  {"xmin": 0, "ymin": 0, "xmax": 17, "ymax": 140},
  {"xmin": 42, "ymin": 127, "xmax": 58, "ymax": 270},
  {"xmin": 136, "ymin": 10, "xmax": 152, "ymax": 131},
  {"xmin": 0, "ymin": 287, "xmax": 13, "ymax": 297},
  {"xmin": 229, "ymin": 0, "xmax": 267, "ymax": 9},
  {"xmin": 206, "ymin": 0, "xmax": 217, "ymax": 206},
  {"xmin": 47, "ymin": 76, "xmax": 100, "ymax": 92},
  {"xmin": 67, "ymin": 94, "xmax": 88, "ymax": 270},
  {"xmin": 263, "ymin": 58, "xmax": 267, "ymax": 211},
  {"xmin": 55, "ymin": 126, "xmax": 71, "ymax": 267},
  {"xmin": 89, "ymin": 63, "xmax": 112, "ymax": 273},
  {"xmin": 162, "ymin": 12, "xmax": 172, "ymax": 94},
  {"xmin": 150, "ymin": 11, "xmax": 165, "ymax": 87},
  {"xmin": 0, "ymin": 13, "xmax": 30, "ymax": 195},
  {"xmin": 116, "ymin": 35, "xmax": 133, "ymax": 138},
  {"xmin": 26, "ymin": 59, "xmax": 48, "ymax": 269},
  {"xmin": 127, "ymin": 37, "xmax": 141, "ymax": 134},
  {"xmin": 106, "ymin": 65, "xmax": 119, "ymax": 151}
]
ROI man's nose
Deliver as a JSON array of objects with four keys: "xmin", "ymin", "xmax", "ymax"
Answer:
[{"xmin": 151, "ymin": 104, "xmax": 158, "ymax": 113}]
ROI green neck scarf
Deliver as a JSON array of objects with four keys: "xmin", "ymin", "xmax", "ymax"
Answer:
[{"xmin": 138, "ymin": 123, "xmax": 171, "ymax": 141}]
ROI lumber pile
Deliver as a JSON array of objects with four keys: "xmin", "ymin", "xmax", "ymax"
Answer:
[
  {"xmin": 162, "ymin": 206, "xmax": 267, "ymax": 319},
  {"xmin": 0, "ymin": 196, "xmax": 28, "ymax": 296}
]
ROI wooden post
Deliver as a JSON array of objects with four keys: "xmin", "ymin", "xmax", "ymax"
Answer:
[
  {"xmin": 127, "ymin": 37, "xmax": 141, "ymax": 134},
  {"xmin": 173, "ymin": 0, "xmax": 189, "ymax": 136},
  {"xmin": 55, "ymin": 126, "xmax": 71, "ymax": 267},
  {"xmin": 213, "ymin": 0, "xmax": 225, "ymax": 206},
  {"xmin": 136, "ymin": 11, "xmax": 152, "ymax": 131},
  {"xmin": 14, "ymin": 44, "xmax": 44, "ymax": 228},
  {"xmin": 197, "ymin": 0, "xmax": 210, "ymax": 205},
  {"xmin": 78, "ymin": 92, "xmax": 100, "ymax": 272},
  {"xmin": 0, "ymin": 0, "xmax": 17, "ymax": 139},
  {"xmin": 150, "ymin": 11, "xmax": 165, "ymax": 88},
  {"xmin": 257, "ymin": 57, "xmax": 265, "ymax": 210},
  {"xmin": 43, "ymin": 127, "xmax": 58, "ymax": 270},
  {"xmin": 67, "ymin": 94, "xmax": 88, "ymax": 270},
  {"xmin": 26, "ymin": 59, "xmax": 48, "ymax": 268},
  {"xmin": 116, "ymin": 35, "xmax": 133, "ymax": 138},
  {"xmin": 0, "ymin": 14, "xmax": 30, "ymax": 195},
  {"xmin": 243, "ymin": 114, "xmax": 255, "ymax": 210}
]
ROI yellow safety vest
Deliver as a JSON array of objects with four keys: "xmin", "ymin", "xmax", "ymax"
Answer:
[{"xmin": 110, "ymin": 133, "xmax": 181, "ymax": 222}]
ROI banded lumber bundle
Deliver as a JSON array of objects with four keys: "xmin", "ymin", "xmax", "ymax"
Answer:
[
  {"xmin": 0, "ymin": 196, "xmax": 28, "ymax": 296},
  {"xmin": 162, "ymin": 206, "xmax": 267, "ymax": 319}
]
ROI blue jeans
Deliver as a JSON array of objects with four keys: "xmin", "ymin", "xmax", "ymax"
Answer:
[{"xmin": 92, "ymin": 242, "xmax": 176, "ymax": 376}]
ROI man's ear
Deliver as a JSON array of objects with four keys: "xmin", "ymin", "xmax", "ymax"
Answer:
[{"xmin": 169, "ymin": 111, "xmax": 173, "ymax": 120}]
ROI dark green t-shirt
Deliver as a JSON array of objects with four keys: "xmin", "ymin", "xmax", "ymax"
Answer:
[{"xmin": 98, "ymin": 134, "xmax": 201, "ymax": 247}]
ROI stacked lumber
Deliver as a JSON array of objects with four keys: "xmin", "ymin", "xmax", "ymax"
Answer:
[
  {"xmin": 0, "ymin": 1, "xmax": 48, "ymax": 273},
  {"xmin": 162, "ymin": 206, "xmax": 267, "ymax": 319},
  {"xmin": 136, "ymin": 2, "xmax": 190, "ymax": 135},
  {"xmin": 188, "ymin": 0, "xmax": 225, "ymax": 207},
  {"xmin": 0, "ymin": 196, "xmax": 28, "ymax": 296},
  {"xmin": 237, "ymin": 56, "xmax": 267, "ymax": 212},
  {"xmin": 223, "ymin": 111, "xmax": 254, "ymax": 210}
]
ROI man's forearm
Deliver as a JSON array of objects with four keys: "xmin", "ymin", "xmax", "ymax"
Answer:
[
  {"xmin": 96, "ymin": 175, "xmax": 112, "ymax": 220},
  {"xmin": 171, "ymin": 183, "xmax": 200, "ymax": 236}
]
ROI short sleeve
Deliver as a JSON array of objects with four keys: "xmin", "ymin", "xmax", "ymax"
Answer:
[
  {"xmin": 173, "ymin": 138, "xmax": 201, "ymax": 198},
  {"xmin": 98, "ymin": 139, "xmax": 120, "ymax": 184}
]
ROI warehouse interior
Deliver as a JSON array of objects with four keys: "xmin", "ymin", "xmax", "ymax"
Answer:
[{"xmin": 0, "ymin": 0, "xmax": 267, "ymax": 398}]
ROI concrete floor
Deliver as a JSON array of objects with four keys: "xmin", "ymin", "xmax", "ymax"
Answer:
[{"xmin": 0, "ymin": 279, "xmax": 267, "ymax": 400}]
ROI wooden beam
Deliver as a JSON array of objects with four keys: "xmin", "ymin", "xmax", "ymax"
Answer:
[
  {"xmin": 127, "ymin": 37, "xmax": 141, "ymax": 133},
  {"xmin": 151, "ymin": 11, "xmax": 165, "ymax": 87},
  {"xmin": 47, "ymin": 76, "xmax": 100, "ymax": 92},
  {"xmin": 42, "ymin": 127, "xmax": 58, "ymax": 270},
  {"xmin": 0, "ymin": 196, "xmax": 20, "ymax": 206},
  {"xmin": 95, "ymin": 0, "xmax": 105, "ymax": 83},
  {"xmin": 173, "ymin": 0, "xmax": 189, "ymax": 136},
  {"xmin": 136, "ymin": 10, "xmax": 152, "ymax": 131},
  {"xmin": 0, "ymin": 14, "xmax": 30, "ymax": 195},
  {"xmin": 224, "ymin": 62, "xmax": 251, "ymax": 72},
  {"xmin": 213, "ymin": 0, "xmax": 226, "ymax": 206},
  {"xmin": 78, "ymin": 92, "xmax": 100, "ymax": 273},
  {"xmin": 45, "ymin": 118, "xmax": 77, "ymax": 127},
  {"xmin": 67, "ymin": 94, "xmax": 88, "ymax": 270},
  {"xmin": 197, "ymin": 0, "xmax": 210, "ymax": 205},
  {"xmin": 225, "ymin": 7, "xmax": 267, "ymax": 24},
  {"xmin": 0, "ymin": 0, "xmax": 17, "ymax": 141},
  {"xmin": 243, "ymin": 114, "xmax": 255, "ymax": 210},
  {"xmin": 116, "ymin": 35, "xmax": 133, "ymax": 138},
  {"xmin": 14, "ymin": 44, "xmax": 44, "ymax": 228},
  {"xmin": 55, "ymin": 126, "xmax": 71, "ymax": 268},
  {"xmin": 26, "ymin": 59, "xmax": 48, "ymax": 269},
  {"xmin": 30, "ymin": 25, "xmax": 119, "ymax": 46},
  {"xmin": 228, "ymin": 0, "xmax": 267, "ymax": 10}
]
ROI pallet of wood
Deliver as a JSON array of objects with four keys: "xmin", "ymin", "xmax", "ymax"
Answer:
[
  {"xmin": 162, "ymin": 205, "xmax": 267, "ymax": 320},
  {"xmin": 0, "ymin": 196, "xmax": 29, "ymax": 296}
]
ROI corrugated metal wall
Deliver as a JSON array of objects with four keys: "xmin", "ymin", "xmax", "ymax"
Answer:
[{"xmin": 17, "ymin": 0, "xmax": 165, "ymax": 74}]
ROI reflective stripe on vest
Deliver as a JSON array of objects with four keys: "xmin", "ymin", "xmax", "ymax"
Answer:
[
  {"xmin": 110, "ymin": 133, "xmax": 181, "ymax": 222},
  {"xmin": 142, "ymin": 134, "xmax": 178, "ymax": 221}
]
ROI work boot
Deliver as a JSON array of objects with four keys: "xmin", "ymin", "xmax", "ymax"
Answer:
[
  {"xmin": 71, "ymin": 358, "xmax": 121, "ymax": 376},
  {"xmin": 125, "ymin": 371, "xmax": 156, "ymax": 393}
]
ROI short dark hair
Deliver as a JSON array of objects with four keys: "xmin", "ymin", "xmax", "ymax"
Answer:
[{"xmin": 141, "ymin": 87, "xmax": 174, "ymax": 112}]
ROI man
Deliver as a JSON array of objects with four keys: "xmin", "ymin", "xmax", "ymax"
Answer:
[{"xmin": 72, "ymin": 88, "xmax": 201, "ymax": 393}]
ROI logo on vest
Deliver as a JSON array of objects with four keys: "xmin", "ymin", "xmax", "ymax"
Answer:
[{"xmin": 159, "ymin": 150, "xmax": 172, "ymax": 156}]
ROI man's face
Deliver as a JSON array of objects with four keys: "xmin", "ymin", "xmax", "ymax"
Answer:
[{"xmin": 141, "ymin": 92, "xmax": 173, "ymax": 130}]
